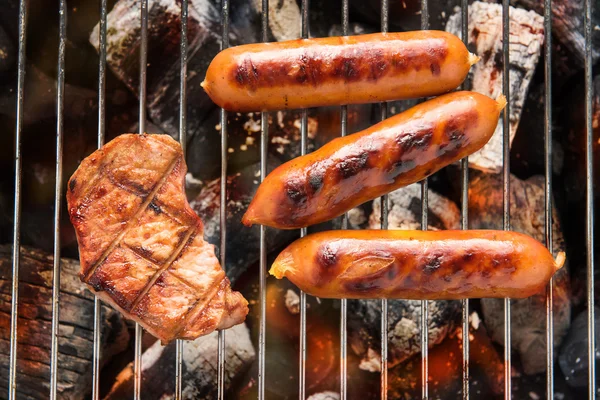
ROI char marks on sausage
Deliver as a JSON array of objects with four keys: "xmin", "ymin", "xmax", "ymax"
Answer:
[
  {"xmin": 231, "ymin": 38, "xmax": 449, "ymax": 91},
  {"xmin": 67, "ymin": 134, "xmax": 248, "ymax": 343}
]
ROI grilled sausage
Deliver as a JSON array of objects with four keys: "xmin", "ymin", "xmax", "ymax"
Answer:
[
  {"xmin": 201, "ymin": 31, "xmax": 479, "ymax": 112},
  {"xmin": 270, "ymin": 230, "xmax": 565, "ymax": 300},
  {"xmin": 242, "ymin": 91, "xmax": 506, "ymax": 229}
]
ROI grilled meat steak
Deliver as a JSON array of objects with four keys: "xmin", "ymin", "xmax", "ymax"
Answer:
[{"xmin": 67, "ymin": 133, "xmax": 248, "ymax": 343}]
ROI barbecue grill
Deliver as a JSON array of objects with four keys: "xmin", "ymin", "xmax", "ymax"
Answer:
[{"xmin": 2, "ymin": 0, "xmax": 597, "ymax": 399}]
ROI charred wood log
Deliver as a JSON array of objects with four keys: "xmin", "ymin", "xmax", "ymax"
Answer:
[
  {"xmin": 446, "ymin": 1, "xmax": 544, "ymax": 173},
  {"xmin": 0, "ymin": 245, "xmax": 129, "ymax": 400},
  {"xmin": 90, "ymin": 0, "xmax": 223, "ymax": 140},
  {"xmin": 346, "ymin": 185, "xmax": 461, "ymax": 371},
  {"xmin": 514, "ymin": 0, "xmax": 600, "ymax": 70},
  {"xmin": 190, "ymin": 158, "xmax": 299, "ymax": 283},
  {"xmin": 103, "ymin": 323, "xmax": 255, "ymax": 399},
  {"xmin": 468, "ymin": 172, "xmax": 571, "ymax": 375}
]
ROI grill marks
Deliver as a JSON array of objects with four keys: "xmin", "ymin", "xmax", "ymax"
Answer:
[
  {"xmin": 232, "ymin": 39, "xmax": 449, "ymax": 91},
  {"xmin": 337, "ymin": 243, "xmax": 518, "ymax": 295},
  {"xmin": 68, "ymin": 134, "xmax": 249, "ymax": 342}
]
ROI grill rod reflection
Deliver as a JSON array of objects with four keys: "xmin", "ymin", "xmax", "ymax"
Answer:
[
  {"xmin": 459, "ymin": 1, "xmax": 470, "ymax": 398},
  {"xmin": 8, "ymin": 0, "xmax": 28, "ymax": 398},
  {"xmin": 133, "ymin": 1, "xmax": 149, "ymax": 399},
  {"xmin": 49, "ymin": 1, "xmax": 67, "ymax": 398},
  {"xmin": 217, "ymin": 0, "xmax": 230, "ymax": 398},
  {"xmin": 257, "ymin": 0, "xmax": 267, "ymax": 397},
  {"xmin": 584, "ymin": 0, "xmax": 596, "ymax": 398},
  {"xmin": 501, "ymin": 0, "xmax": 512, "ymax": 398},
  {"xmin": 379, "ymin": 2, "xmax": 389, "ymax": 398},
  {"xmin": 419, "ymin": 1, "xmax": 430, "ymax": 398},
  {"xmin": 298, "ymin": 1, "xmax": 310, "ymax": 399},
  {"xmin": 543, "ymin": 0, "xmax": 554, "ymax": 399},
  {"xmin": 339, "ymin": 0, "xmax": 349, "ymax": 398},
  {"xmin": 92, "ymin": 0, "xmax": 108, "ymax": 398},
  {"xmin": 174, "ymin": 0, "xmax": 189, "ymax": 398}
]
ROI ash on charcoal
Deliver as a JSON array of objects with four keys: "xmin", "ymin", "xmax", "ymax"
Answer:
[
  {"xmin": 190, "ymin": 157, "xmax": 299, "ymax": 283},
  {"xmin": 103, "ymin": 323, "xmax": 255, "ymax": 399},
  {"xmin": 284, "ymin": 289, "xmax": 301, "ymax": 315},
  {"xmin": 469, "ymin": 172, "xmax": 571, "ymax": 375},
  {"xmin": 369, "ymin": 182, "xmax": 461, "ymax": 231},
  {"xmin": 0, "ymin": 245, "xmax": 129, "ymax": 400},
  {"xmin": 252, "ymin": 0, "xmax": 301, "ymax": 41},
  {"xmin": 446, "ymin": 2, "xmax": 544, "ymax": 173},
  {"xmin": 307, "ymin": 392, "xmax": 340, "ymax": 400},
  {"xmin": 347, "ymin": 185, "xmax": 462, "ymax": 370}
]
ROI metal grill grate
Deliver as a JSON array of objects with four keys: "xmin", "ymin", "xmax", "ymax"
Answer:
[{"xmin": 5, "ymin": 0, "xmax": 597, "ymax": 399}]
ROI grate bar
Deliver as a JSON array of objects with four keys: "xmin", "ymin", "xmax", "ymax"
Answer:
[
  {"xmin": 543, "ymin": 0, "xmax": 554, "ymax": 399},
  {"xmin": 257, "ymin": 0, "xmax": 268, "ymax": 398},
  {"xmin": 339, "ymin": 1, "xmax": 349, "ymax": 398},
  {"xmin": 174, "ymin": 0, "xmax": 189, "ymax": 398},
  {"xmin": 379, "ymin": 2, "xmax": 389, "ymax": 398},
  {"xmin": 459, "ymin": 1, "xmax": 470, "ymax": 398},
  {"xmin": 49, "ymin": 1, "xmax": 67, "ymax": 398},
  {"xmin": 419, "ymin": 1, "xmax": 430, "ymax": 398},
  {"xmin": 217, "ymin": 1, "xmax": 230, "ymax": 398},
  {"xmin": 501, "ymin": 0, "xmax": 512, "ymax": 398},
  {"xmin": 92, "ymin": 1, "xmax": 108, "ymax": 398},
  {"xmin": 258, "ymin": 115, "xmax": 267, "ymax": 400},
  {"xmin": 584, "ymin": 0, "xmax": 596, "ymax": 398},
  {"xmin": 8, "ymin": 0, "xmax": 28, "ymax": 398},
  {"xmin": 134, "ymin": 1, "xmax": 149, "ymax": 398},
  {"xmin": 298, "ymin": 1, "xmax": 309, "ymax": 399}
]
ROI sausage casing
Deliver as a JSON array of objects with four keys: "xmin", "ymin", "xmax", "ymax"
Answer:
[
  {"xmin": 270, "ymin": 230, "xmax": 565, "ymax": 300},
  {"xmin": 242, "ymin": 91, "xmax": 506, "ymax": 229},
  {"xmin": 201, "ymin": 31, "xmax": 478, "ymax": 112}
]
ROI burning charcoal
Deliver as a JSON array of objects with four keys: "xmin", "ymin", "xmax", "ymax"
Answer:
[
  {"xmin": 90, "ymin": 0, "xmax": 223, "ymax": 140},
  {"xmin": 345, "ymin": 184, "xmax": 462, "ymax": 370},
  {"xmin": 468, "ymin": 172, "xmax": 571, "ymax": 375},
  {"xmin": 348, "ymin": 299, "xmax": 461, "ymax": 372},
  {"xmin": 446, "ymin": 2, "xmax": 544, "ymax": 173},
  {"xmin": 103, "ymin": 323, "xmax": 255, "ymax": 399},
  {"xmin": 369, "ymin": 182, "xmax": 461, "ymax": 231},
  {"xmin": 514, "ymin": 0, "xmax": 600, "ymax": 70},
  {"xmin": 190, "ymin": 158, "xmax": 299, "ymax": 283},
  {"xmin": 0, "ymin": 24, "xmax": 14, "ymax": 76},
  {"xmin": 559, "ymin": 307, "xmax": 600, "ymax": 388},
  {"xmin": 0, "ymin": 245, "xmax": 129, "ymax": 400}
]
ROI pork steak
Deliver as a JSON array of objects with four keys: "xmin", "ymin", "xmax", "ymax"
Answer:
[{"xmin": 67, "ymin": 133, "xmax": 248, "ymax": 343}]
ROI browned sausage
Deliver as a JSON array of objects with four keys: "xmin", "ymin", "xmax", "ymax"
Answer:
[
  {"xmin": 242, "ymin": 91, "xmax": 506, "ymax": 229},
  {"xmin": 270, "ymin": 230, "xmax": 565, "ymax": 300},
  {"xmin": 201, "ymin": 31, "xmax": 478, "ymax": 112}
]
